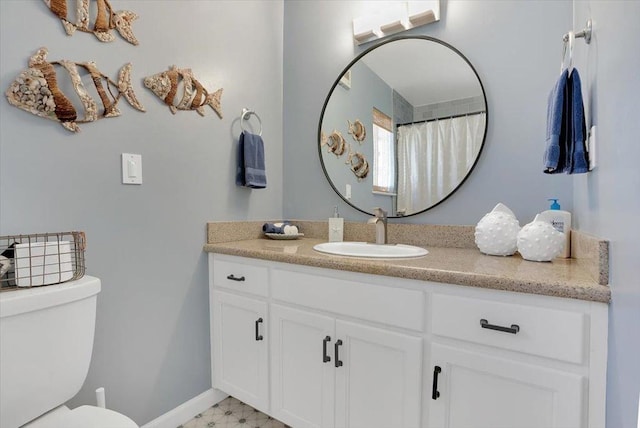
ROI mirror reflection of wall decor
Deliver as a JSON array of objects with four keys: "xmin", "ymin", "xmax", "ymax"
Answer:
[
  {"xmin": 321, "ymin": 130, "xmax": 347, "ymax": 157},
  {"xmin": 318, "ymin": 36, "xmax": 488, "ymax": 217},
  {"xmin": 347, "ymin": 150, "xmax": 369, "ymax": 181},
  {"xmin": 5, "ymin": 47, "xmax": 145, "ymax": 133},
  {"xmin": 347, "ymin": 119, "xmax": 366, "ymax": 143},
  {"xmin": 144, "ymin": 66, "xmax": 223, "ymax": 118},
  {"xmin": 44, "ymin": 0, "xmax": 140, "ymax": 45}
]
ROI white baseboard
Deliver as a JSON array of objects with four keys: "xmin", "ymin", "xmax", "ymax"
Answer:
[{"xmin": 141, "ymin": 389, "xmax": 228, "ymax": 428}]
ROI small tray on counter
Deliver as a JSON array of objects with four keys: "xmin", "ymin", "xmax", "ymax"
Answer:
[{"xmin": 264, "ymin": 233, "xmax": 304, "ymax": 240}]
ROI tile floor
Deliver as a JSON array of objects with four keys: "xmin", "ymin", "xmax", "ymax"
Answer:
[{"xmin": 179, "ymin": 396, "xmax": 289, "ymax": 428}]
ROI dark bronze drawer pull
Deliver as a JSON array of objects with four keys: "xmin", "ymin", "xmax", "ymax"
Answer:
[
  {"xmin": 322, "ymin": 336, "xmax": 331, "ymax": 363},
  {"xmin": 432, "ymin": 366, "xmax": 441, "ymax": 400},
  {"xmin": 480, "ymin": 318, "xmax": 520, "ymax": 334},
  {"xmin": 334, "ymin": 339, "xmax": 343, "ymax": 368},
  {"xmin": 226, "ymin": 274, "xmax": 245, "ymax": 282},
  {"xmin": 255, "ymin": 318, "xmax": 263, "ymax": 341}
]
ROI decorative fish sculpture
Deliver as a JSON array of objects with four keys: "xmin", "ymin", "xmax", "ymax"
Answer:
[
  {"xmin": 346, "ymin": 148, "xmax": 369, "ymax": 181},
  {"xmin": 347, "ymin": 119, "xmax": 366, "ymax": 143},
  {"xmin": 144, "ymin": 66, "xmax": 223, "ymax": 119},
  {"xmin": 5, "ymin": 47, "xmax": 145, "ymax": 132},
  {"xmin": 321, "ymin": 130, "xmax": 347, "ymax": 156},
  {"xmin": 43, "ymin": 0, "xmax": 139, "ymax": 45}
]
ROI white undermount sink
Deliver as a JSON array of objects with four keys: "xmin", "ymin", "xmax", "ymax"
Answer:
[{"xmin": 313, "ymin": 241, "xmax": 428, "ymax": 258}]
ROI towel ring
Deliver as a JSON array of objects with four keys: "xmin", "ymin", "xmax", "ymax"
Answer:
[
  {"xmin": 241, "ymin": 108, "xmax": 263, "ymax": 136},
  {"xmin": 560, "ymin": 31, "xmax": 575, "ymax": 74}
]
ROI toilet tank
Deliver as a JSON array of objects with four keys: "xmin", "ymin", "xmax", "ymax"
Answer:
[{"xmin": 0, "ymin": 276, "xmax": 101, "ymax": 428}]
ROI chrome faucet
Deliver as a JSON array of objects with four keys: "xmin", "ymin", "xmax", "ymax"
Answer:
[{"xmin": 368, "ymin": 208, "xmax": 388, "ymax": 244}]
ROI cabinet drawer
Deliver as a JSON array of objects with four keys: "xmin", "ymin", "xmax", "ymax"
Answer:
[
  {"xmin": 212, "ymin": 257, "xmax": 268, "ymax": 297},
  {"xmin": 272, "ymin": 268, "xmax": 423, "ymax": 331},
  {"xmin": 431, "ymin": 294, "xmax": 586, "ymax": 364}
]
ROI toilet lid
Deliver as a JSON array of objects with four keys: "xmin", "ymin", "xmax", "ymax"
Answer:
[{"xmin": 62, "ymin": 406, "xmax": 138, "ymax": 428}]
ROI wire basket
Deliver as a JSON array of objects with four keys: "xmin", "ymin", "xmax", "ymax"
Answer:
[{"xmin": 0, "ymin": 231, "xmax": 86, "ymax": 292}]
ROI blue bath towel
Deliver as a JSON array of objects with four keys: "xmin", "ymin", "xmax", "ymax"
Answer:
[
  {"xmin": 236, "ymin": 131, "xmax": 267, "ymax": 188},
  {"xmin": 567, "ymin": 69, "xmax": 589, "ymax": 173},
  {"xmin": 544, "ymin": 69, "xmax": 569, "ymax": 173}
]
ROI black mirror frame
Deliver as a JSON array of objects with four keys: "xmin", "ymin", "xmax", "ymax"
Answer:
[{"xmin": 317, "ymin": 35, "xmax": 489, "ymax": 218}]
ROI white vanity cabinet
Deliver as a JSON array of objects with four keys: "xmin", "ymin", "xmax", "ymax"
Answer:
[
  {"xmin": 428, "ymin": 343, "xmax": 583, "ymax": 428},
  {"xmin": 209, "ymin": 258, "xmax": 270, "ymax": 413},
  {"xmin": 208, "ymin": 253, "xmax": 608, "ymax": 428},
  {"xmin": 269, "ymin": 266, "xmax": 424, "ymax": 428},
  {"xmin": 425, "ymin": 290, "xmax": 608, "ymax": 428},
  {"xmin": 269, "ymin": 305, "xmax": 422, "ymax": 428}
]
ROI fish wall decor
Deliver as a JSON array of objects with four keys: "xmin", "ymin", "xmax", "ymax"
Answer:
[
  {"xmin": 347, "ymin": 119, "xmax": 366, "ymax": 143},
  {"xmin": 346, "ymin": 149, "xmax": 369, "ymax": 181},
  {"xmin": 5, "ymin": 47, "xmax": 145, "ymax": 132},
  {"xmin": 321, "ymin": 130, "xmax": 347, "ymax": 157},
  {"xmin": 43, "ymin": 0, "xmax": 139, "ymax": 45},
  {"xmin": 144, "ymin": 66, "xmax": 223, "ymax": 119}
]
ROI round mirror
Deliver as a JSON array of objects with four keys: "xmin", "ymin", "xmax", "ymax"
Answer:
[{"xmin": 318, "ymin": 36, "xmax": 488, "ymax": 217}]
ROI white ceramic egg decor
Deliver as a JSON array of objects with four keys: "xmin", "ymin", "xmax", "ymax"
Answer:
[
  {"xmin": 474, "ymin": 203, "xmax": 521, "ymax": 256},
  {"xmin": 516, "ymin": 214, "xmax": 565, "ymax": 262}
]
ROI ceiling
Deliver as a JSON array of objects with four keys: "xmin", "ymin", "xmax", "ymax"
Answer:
[{"xmin": 361, "ymin": 38, "xmax": 483, "ymax": 107}]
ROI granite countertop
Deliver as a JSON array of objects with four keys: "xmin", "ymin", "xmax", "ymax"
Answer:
[{"xmin": 203, "ymin": 232, "xmax": 611, "ymax": 304}]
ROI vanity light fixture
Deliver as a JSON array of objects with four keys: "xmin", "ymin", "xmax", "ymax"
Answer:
[
  {"xmin": 353, "ymin": 13, "xmax": 385, "ymax": 44},
  {"xmin": 353, "ymin": 1, "xmax": 440, "ymax": 45}
]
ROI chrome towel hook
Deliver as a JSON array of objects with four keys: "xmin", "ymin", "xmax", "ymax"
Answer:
[{"xmin": 241, "ymin": 108, "xmax": 263, "ymax": 136}]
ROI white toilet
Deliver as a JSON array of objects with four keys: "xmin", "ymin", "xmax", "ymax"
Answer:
[{"xmin": 0, "ymin": 276, "xmax": 138, "ymax": 428}]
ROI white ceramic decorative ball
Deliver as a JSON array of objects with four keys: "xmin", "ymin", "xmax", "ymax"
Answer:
[
  {"xmin": 474, "ymin": 203, "xmax": 521, "ymax": 256},
  {"xmin": 517, "ymin": 215, "xmax": 565, "ymax": 262}
]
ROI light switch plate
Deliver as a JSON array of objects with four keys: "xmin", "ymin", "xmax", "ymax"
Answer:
[{"xmin": 122, "ymin": 153, "xmax": 142, "ymax": 184}]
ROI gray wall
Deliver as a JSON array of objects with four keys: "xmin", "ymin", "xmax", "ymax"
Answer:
[
  {"xmin": 0, "ymin": 0, "xmax": 283, "ymax": 425},
  {"xmin": 572, "ymin": 2, "xmax": 640, "ymax": 428},
  {"xmin": 284, "ymin": 1, "xmax": 573, "ymax": 224}
]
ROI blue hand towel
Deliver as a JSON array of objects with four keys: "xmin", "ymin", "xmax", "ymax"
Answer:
[
  {"xmin": 235, "ymin": 133, "xmax": 246, "ymax": 186},
  {"xmin": 544, "ymin": 69, "xmax": 569, "ymax": 173},
  {"xmin": 567, "ymin": 69, "xmax": 589, "ymax": 174},
  {"xmin": 237, "ymin": 131, "xmax": 267, "ymax": 188}
]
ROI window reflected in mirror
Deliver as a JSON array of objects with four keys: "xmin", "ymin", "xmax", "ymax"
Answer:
[{"xmin": 372, "ymin": 108, "xmax": 396, "ymax": 196}]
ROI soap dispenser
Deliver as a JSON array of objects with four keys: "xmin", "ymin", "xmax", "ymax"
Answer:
[
  {"xmin": 540, "ymin": 198, "xmax": 572, "ymax": 258},
  {"xmin": 328, "ymin": 206, "xmax": 344, "ymax": 242}
]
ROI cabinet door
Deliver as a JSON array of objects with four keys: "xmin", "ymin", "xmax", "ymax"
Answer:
[
  {"xmin": 270, "ymin": 304, "xmax": 335, "ymax": 428},
  {"xmin": 428, "ymin": 343, "xmax": 584, "ymax": 428},
  {"xmin": 334, "ymin": 320, "xmax": 422, "ymax": 428},
  {"xmin": 211, "ymin": 291, "xmax": 269, "ymax": 412}
]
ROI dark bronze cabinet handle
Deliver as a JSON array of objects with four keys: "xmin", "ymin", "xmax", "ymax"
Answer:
[
  {"xmin": 323, "ymin": 336, "xmax": 331, "ymax": 363},
  {"xmin": 480, "ymin": 318, "xmax": 520, "ymax": 334},
  {"xmin": 334, "ymin": 339, "xmax": 343, "ymax": 368},
  {"xmin": 432, "ymin": 366, "xmax": 441, "ymax": 400},
  {"xmin": 226, "ymin": 274, "xmax": 245, "ymax": 282},
  {"xmin": 255, "ymin": 318, "xmax": 263, "ymax": 341}
]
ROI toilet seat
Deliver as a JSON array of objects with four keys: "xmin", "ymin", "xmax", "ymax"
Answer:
[
  {"xmin": 23, "ymin": 405, "xmax": 138, "ymax": 428},
  {"xmin": 64, "ymin": 406, "xmax": 138, "ymax": 428}
]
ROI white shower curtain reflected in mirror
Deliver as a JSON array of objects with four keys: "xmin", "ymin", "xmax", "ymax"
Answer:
[{"xmin": 396, "ymin": 112, "xmax": 486, "ymax": 214}]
